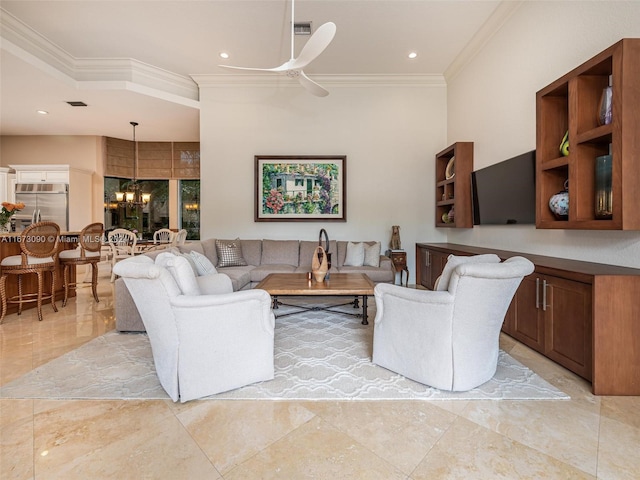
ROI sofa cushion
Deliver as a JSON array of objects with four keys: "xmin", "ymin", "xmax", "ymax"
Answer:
[
  {"xmin": 217, "ymin": 266, "xmax": 252, "ymax": 291},
  {"xmin": 250, "ymin": 264, "xmax": 297, "ymax": 283},
  {"xmin": 196, "ymin": 273, "xmax": 233, "ymax": 294},
  {"xmin": 190, "ymin": 250, "xmax": 217, "ymax": 275},
  {"xmin": 261, "ymin": 239, "xmax": 299, "ymax": 266},
  {"xmin": 155, "ymin": 252, "xmax": 201, "ymax": 296},
  {"xmin": 344, "ymin": 241, "xmax": 365, "ymax": 266},
  {"xmin": 364, "ymin": 242, "xmax": 381, "ymax": 267},
  {"xmin": 216, "ymin": 239, "xmax": 248, "ymax": 267},
  {"xmin": 201, "ymin": 238, "xmax": 218, "ymax": 265},
  {"xmin": 240, "ymin": 239, "xmax": 262, "ymax": 266},
  {"xmin": 177, "ymin": 242, "xmax": 205, "ymax": 256}
]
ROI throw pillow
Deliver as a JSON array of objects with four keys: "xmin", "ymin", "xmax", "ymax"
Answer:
[
  {"xmin": 215, "ymin": 239, "xmax": 248, "ymax": 267},
  {"xmin": 190, "ymin": 250, "xmax": 217, "ymax": 275},
  {"xmin": 155, "ymin": 252, "xmax": 201, "ymax": 295},
  {"xmin": 363, "ymin": 242, "xmax": 381, "ymax": 267},
  {"xmin": 436, "ymin": 253, "xmax": 501, "ymax": 291},
  {"xmin": 344, "ymin": 241, "xmax": 365, "ymax": 267},
  {"xmin": 179, "ymin": 253, "xmax": 199, "ymax": 275}
]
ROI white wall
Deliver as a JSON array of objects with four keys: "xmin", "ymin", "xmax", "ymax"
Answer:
[
  {"xmin": 198, "ymin": 79, "xmax": 448, "ymax": 281},
  {"xmin": 446, "ymin": 1, "xmax": 640, "ymax": 268}
]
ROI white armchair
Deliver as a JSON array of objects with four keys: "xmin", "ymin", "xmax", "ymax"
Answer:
[
  {"xmin": 112, "ymin": 254, "xmax": 275, "ymax": 402},
  {"xmin": 372, "ymin": 256, "xmax": 534, "ymax": 391}
]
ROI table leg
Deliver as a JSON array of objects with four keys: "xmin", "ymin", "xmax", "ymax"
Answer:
[{"xmin": 361, "ymin": 295, "xmax": 369, "ymax": 325}]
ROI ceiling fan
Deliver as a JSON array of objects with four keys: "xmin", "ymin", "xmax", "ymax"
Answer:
[{"xmin": 218, "ymin": 0, "xmax": 336, "ymax": 97}]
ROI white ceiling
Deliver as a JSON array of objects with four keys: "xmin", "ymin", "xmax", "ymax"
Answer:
[{"xmin": 0, "ymin": 0, "xmax": 510, "ymax": 142}]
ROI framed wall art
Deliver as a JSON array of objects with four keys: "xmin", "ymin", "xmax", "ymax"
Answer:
[{"xmin": 255, "ymin": 155, "xmax": 346, "ymax": 222}]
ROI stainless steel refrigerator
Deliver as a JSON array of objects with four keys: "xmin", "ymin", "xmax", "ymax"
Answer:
[{"xmin": 14, "ymin": 183, "xmax": 69, "ymax": 231}]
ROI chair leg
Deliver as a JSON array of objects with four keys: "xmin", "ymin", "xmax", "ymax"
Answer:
[
  {"xmin": 50, "ymin": 269, "xmax": 57, "ymax": 313},
  {"xmin": 0, "ymin": 275, "xmax": 7, "ymax": 324},
  {"xmin": 62, "ymin": 264, "xmax": 70, "ymax": 307},
  {"xmin": 91, "ymin": 263, "xmax": 100, "ymax": 303},
  {"xmin": 36, "ymin": 271, "xmax": 43, "ymax": 322},
  {"xmin": 110, "ymin": 259, "xmax": 116, "ymax": 282},
  {"xmin": 17, "ymin": 274, "xmax": 23, "ymax": 315}
]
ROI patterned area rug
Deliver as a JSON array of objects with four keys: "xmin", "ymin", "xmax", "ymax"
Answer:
[{"xmin": 1, "ymin": 305, "xmax": 568, "ymax": 401}]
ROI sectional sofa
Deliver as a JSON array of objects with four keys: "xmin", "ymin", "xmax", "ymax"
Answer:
[{"xmin": 115, "ymin": 238, "xmax": 395, "ymax": 332}]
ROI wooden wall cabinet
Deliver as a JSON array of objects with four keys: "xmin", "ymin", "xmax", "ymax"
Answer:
[
  {"xmin": 510, "ymin": 273, "xmax": 593, "ymax": 380},
  {"xmin": 434, "ymin": 142, "xmax": 473, "ymax": 228},
  {"xmin": 415, "ymin": 245, "xmax": 448, "ymax": 290},
  {"xmin": 415, "ymin": 243, "xmax": 640, "ymax": 395},
  {"xmin": 536, "ymin": 38, "xmax": 640, "ymax": 230}
]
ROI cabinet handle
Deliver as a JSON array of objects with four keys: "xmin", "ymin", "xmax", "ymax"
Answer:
[
  {"xmin": 425, "ymin": 251, "xmax": 430, "ymax": 267},
  {"xmin": 542, "ymin": 279, "xmax": 548, "ymax": 311},
  {"xmin": 535, "ymin": 277, "xmax": 540, "ymax": 309}
]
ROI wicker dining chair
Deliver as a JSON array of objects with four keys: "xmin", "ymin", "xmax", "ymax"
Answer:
[
  {"xmin": 172, "ymin": 229, "xmax": 188, "ymax": 246},
  {"xmin": 0, "ymin": 221, "xmax": 60, "ymax": 323},
  {"xmin": 107, "ymin": 229, "xmax": 137, "ymax": 282},
  {"xmin": 59, "ymin": 222, "xmax": 104, "ymax": 307},
  {"xmin": 153, "ymin": 228, "xmax": 174, "ymax": 245}
]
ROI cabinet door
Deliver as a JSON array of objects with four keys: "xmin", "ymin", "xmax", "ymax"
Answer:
[
  {"xmin": 17, "ymin": 171, "xmax": 44, "ymax": 183},
  {"xmin": 417, "ymin": 248, "xmax": 448, "ymax": 290},
  {"xmin": 510, "ymin": 275, "xmax": 545, "ymax": 351},
  {"xmin": 542, "ymin": 275, "xmax": 593, "ymax": 380}
]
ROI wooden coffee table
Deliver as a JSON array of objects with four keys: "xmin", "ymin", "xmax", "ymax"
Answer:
[{"xmin": 255, "ymin": 273, "xmax": 375, "ymax": 325}]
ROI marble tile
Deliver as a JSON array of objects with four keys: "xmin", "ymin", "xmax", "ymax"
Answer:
[
  {"xmin": 600, "ymin": 395, "xmax": 640, "ymax": 429},
  {"xmin": 303, "ymin": 400, "xmax": 457, "ymax": 475},
  {"xmin": 597, "ymin": 413, "xmax": 640, "ymax": 480},
  {"xmin": 2, "ymin": 273, "xmax": 640, "ymax": 479},
  {"xmin": 412, "ymin": 416, "xmax": 595, "ymax": 479},
  {"xmin": 176, "ymin": 400, "xmax": 316, "ymax": 475},
  {"xmin": 507, "ymin": 340, "xmax": 599, "ymax": 412},
  {"xmin": 0, "ymin": 399, "xmax": 34, "ymax": 480},
  {"xmin": 32, "ymin": 399, "xmax": 219, "ymax": 479},
  {"xmin": 224, "ymin": 416, "xmax": 407, "ymax": 479},
  {"xmin": 460, "ymin": 399, "xmax": 600, "ymax": 476}
]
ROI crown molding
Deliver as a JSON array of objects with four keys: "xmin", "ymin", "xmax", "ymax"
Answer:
[
  {"xmin": 444, "ymin": 1, "xmax": 525, "ymax": 82},
  {"xmin": 0, "ymin": 7, "xmax": 199, "ymax": 105},
  {"xmin": 191, "ymin": 74, "xmax": 446, "ymax": 89}
]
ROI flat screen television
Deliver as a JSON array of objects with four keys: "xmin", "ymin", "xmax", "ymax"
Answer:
[{"xmin": 471, "ymin": 150, "xmax": 536, "ymax": 225}]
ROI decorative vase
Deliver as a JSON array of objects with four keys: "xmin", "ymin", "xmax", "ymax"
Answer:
[
  {"xmin": 0, "ymin": 222, "xmax": 10, "ymax": 233},
  {"xmin": 595, "ymin": 153, "xmax": 613, "ymax": 219},
  {"xmin": 549, "ymin": 180, "xmax": 569, "ymax": 220},
  {"xmin": 598, "ymin": 86, "xmax": 613, "ymax": 126},
  {"xmin": 311, "ymin": 245, "xmax": 328, "ymax": 282}
]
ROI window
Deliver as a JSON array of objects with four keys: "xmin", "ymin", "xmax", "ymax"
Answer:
[
  {"xmin": 179, "ymin": 179, "xmax": 200, "ymax": 240},
  {"xmin": 104, "ymin": 177, "xmax": 168, "ymax": 238}
]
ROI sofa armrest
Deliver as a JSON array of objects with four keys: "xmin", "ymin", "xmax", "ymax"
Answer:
[{"xmin": 114, "ymin": 278, "xmax": 146, "ymax": 332}]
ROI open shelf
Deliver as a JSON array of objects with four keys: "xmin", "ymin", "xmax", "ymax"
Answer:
[{"xmin": 536, "ymin": 38, "xmax": 640, "ymax": 230}]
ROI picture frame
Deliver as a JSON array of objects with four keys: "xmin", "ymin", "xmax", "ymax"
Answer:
[{"xmin": 255, "ymin": 155, "xmax": 346, "ymax": 222}]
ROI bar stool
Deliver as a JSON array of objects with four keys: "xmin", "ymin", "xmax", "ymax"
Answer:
[
  {"xmin": 0, "ymin": 221, "xmax": 60, "ymax": 323},
  {"xmin": 59, "ymin": 222, "xmax": 104, "ymax": 307}
]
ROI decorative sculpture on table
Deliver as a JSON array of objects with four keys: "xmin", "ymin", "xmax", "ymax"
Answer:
[
  {"xmin": 390, "ymin": 225, "xmax": 401, "ymax": 250},
  {"xmin": 315, "ymin": 228, "xmax": 332, "ymax": 281},
  {"xmin": 311, "ymin": 245, "xmax": 329, "ymax": 282}
]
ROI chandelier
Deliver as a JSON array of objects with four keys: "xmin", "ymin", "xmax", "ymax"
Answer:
[{"xmin": 115, "ymin": 121, "xmax": 151, "ymax": 207}]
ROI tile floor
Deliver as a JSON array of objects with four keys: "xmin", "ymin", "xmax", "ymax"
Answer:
[{"xmin": 1, "ymin": 269, "xmax": 639, "ymax": 479}]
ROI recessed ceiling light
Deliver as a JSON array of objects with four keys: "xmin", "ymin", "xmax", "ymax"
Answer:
[
  {"xmin": 408, "ymin": 52, "xmax": 418, "ymax": 59},
  {"xmin": 219, "ymin": 52, "xmax": 229, "ymax": 59},
  {"xmin": 36, "ymin": 110, "xmax": 49, "ymax": 115}
]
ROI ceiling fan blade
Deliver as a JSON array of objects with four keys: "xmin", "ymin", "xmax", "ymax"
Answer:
[
  {"xmin": 298, "ymin": 71, "xmax": 329, "ymax": 97},
  {"xmin": 289, "ymin": 22, "xmax": 336, "ymax": 70},
  {"xmin": 218, "ymin": 60, "xmax": 295, "ymax": 73}
]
